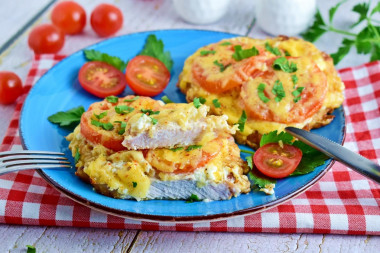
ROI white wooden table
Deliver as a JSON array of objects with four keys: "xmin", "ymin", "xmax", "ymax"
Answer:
[{"xmin": 0, "ymin": 0, "xmax": 378, "ymax": 252}]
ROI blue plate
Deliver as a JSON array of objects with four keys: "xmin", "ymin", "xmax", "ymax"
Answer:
[{"xmin": 20, "ymin": 29, "xmax": 345, "ymax": 222}]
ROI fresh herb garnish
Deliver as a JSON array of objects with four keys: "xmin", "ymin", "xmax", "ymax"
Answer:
[
  {"xmin": 114, "ymin": 121, "xmax": 127, "ymax": 135},
  {"xmin": 237, "ymin": 110, "xmax": 247, "ymax": 132},
  {"xmin": 284, "ymin": 50, "xmax": 291, "ymax": 56},
  {"xmin": 124, "ymin": 96, "xmax": 139, "ymax": 102},
  {"xmin": 291, "ymin": 75, "xmax": 298, "ymax": 86},
  {"xmin": 240, "ymin": 149, "xmax": 255, "ymax": 155},
  {"xmin": 247, "ymin": 170, "xmax": 277, "ymax": 190},
  {"xmin": 186, "ymin": 194, "xmax": 200, "ymax": 203},
  {"xmin": 139, "ymin": 34, "xmax": 173, "ymax": 70},
  {"xmin": 193, "ymin": 97, "xmax": 206, "ymax": 108},
  {"xmin": 48, "ymin": 106, "xmax": 85, "ymax": 129},
  {"xmin": 186, "ymin": 145, "xmax": 202, "ymax": 151},
  {"xmin": 257, "ymin": 83, "xmax": 270, "ymax": 103},
  {"xmin": 91, "ymin": 119, "xmax": 114, "ymax": 131},
  {"xmin": 220, "ymin": 41, "xmax": 232, "ymax": 46},
  {"xmin": 26, "ymin": 245, "xmax": 36, "ymax": 253},
  {"xmin": 273, "ymin": 57, "xmax": 297, "ymax": 73},
  {"xmin": 292, "ymin": 87, "xmax": 305, "ymax": 103},
  {"xmin": 232, "ymin": 45, "xmax": 259, "ymax": 61},
  {"xmin": 265, "ymin": 42, "xmax": 281, "ymax": 56},
  {"xmin": 200, "ymin": 50, "xmax": 216, "ymax": 56},
  {"xmin": 150, "ymin": 117, "xmax": 158, "ymax": 125},
  {"xmin": 246, "ymin": 156, "xmax": 253, "ymax": 169},
  {"xmin": 74, "ymin": 148, "xmax": 80, "ymax": 164},
  {"xmin": 84, "ymin": 50, "xmax": 127, "ymax": 72},
  {"xmin": 213, "ymin": 60, "xmax": 230, "ymax": 72},
  {"xmin": 212, "ymin": 98, "xmax": 221, "ymax": 108},
  {"xmin": 161, "ymin": 95, "xmax": 173, "ymax": 103},
  {"xmin": 272, "ymin": 80, "xmax": 286, "ymax": 102},
  {"xmin": 94, "ymin": 111, "xmax": 107, "ymax": 120},
  {"xmin": 141, "ymin": 109, "xmax": 160, "ymax": 115},
  {"xmin": 132, "ymin": 182, "xmax": 137, "ymax": 188},
  {"xmin": 301, "ymin": 0, "xmax": 380, "ymax": 64},
  {"xmin": 115, "ymin": 105, "xmax": 134, "ymax": 114},
  {"xmin": 170, "ymin": 147, "xmax": 184, "ymax": 152},
  {"xmin": 106, "ymin": 96, "xmax": 119, "ymax": 104}
]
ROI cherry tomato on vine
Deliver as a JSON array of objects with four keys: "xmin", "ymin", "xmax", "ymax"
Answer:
[
  {"xmin": 28, "ymin": 24, "xmax": 65, "ymax": 54},
  {"xmin": 253, "ymin": 143, "xmax": 302, "ymax": 178},
  {"xmin": 78, "ymin": 61, "xmax": 127, "ymax": 98},
  {"xmin": 51, "ymin": 1, "xmax": 86, "ymax": 35},
  {"xmin": 0, "ymin": 72, "xmax": 23, "ymax": 105},
  {"xmin": 90, "ymin": 4, "xmax": 123, "ymax": 37},
  {"xmin": 125, "ymin": 55, "xmax": 170, "ymax": 96}
]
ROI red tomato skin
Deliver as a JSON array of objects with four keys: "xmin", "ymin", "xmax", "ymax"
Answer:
[
  {"xmin": 254, "ymin": 143, "xmax": 302, "ymax": 179},
  {"xmin": 0, "ymin": 72, "xmax": 23, "ymax": 105},
  {"xmin": 125, "ymin": 55, "xmax": 170, "ymax": 96},
  {"xmin": 51, "ymin": 1, "xmax": 86, "ymax": 35},
  {"xmin": 28, "ymin": 24, "xmax": 65, "ymax": 54},
  {"xmin": 90, "ymin": 4, "xmax": 123, "ymax": 37},
  {"xmin": 78, "ymin": 61, "xmax": 127, "ymax": 98}
]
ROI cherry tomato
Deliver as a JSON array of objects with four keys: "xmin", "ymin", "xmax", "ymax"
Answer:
[
  {"xmin": 0, "ymin": 72, "xmax": 23, "ymax": 105},
  {"xmin": 90, "ymin": 4, "xmax": 123, "ymax": 37},
  {"xmin": 51, "ymin": 1, "xmax": 86, "ymax": 35},
  {"xmin": 125, "ymin": 55, "xmax": 170, "ymax": 96},
  {"xmin": 28, "ymin": 24, "xmax": 65, "ymax": 54},
  {"xmin": 253, "ymin": 143, "xmax": 302, "ymax": 178},
  {"xmin": 78, "ymin": 61, "xmax": 127, "ymax": 98}
]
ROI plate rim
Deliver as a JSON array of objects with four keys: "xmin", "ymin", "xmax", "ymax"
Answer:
[{"xmin": 19, "ymin": 28, "xmax": 346, "ymax": 223}]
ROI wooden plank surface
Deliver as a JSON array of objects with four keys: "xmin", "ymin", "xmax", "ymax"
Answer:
[{"xmin": 0, "ymin": 0, "xmax": 379, "ymax": 252}]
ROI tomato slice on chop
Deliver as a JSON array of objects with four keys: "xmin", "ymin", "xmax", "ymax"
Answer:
[
  {"xmin": 254, "ymin": 143, "xmax": 302, "ymax": 178},
  {"xmin": 78, "ymin": 61, "xmax": 127, "ymax": 98},
  {"xmin": 125, "ymin": 55, "xmax": 170, "ymax": 96}
]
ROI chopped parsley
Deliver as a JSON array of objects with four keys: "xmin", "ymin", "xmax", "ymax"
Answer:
[
  {"xmin": 232, "ymin": 45, "xmax": 259, "ymax": 61},
  {"xmin": 26, "ymin": 245, "xmax": 36, "ymax": 253},
  {"xmin": 186, "ymin": 145, "xmax": 202, "ymax": 151},
  {"xmin": 272, "ymin": 80, "xmax": 286, "ymax": 102},
  {"xmin": 291, "ymin": 75, "xmax": 298, "ymax": 86},
  {"xmin": 284, "ymin": 50, "xmax": 291, "ymax": 56},
  {"xmin": 114, "ymin": 121, "xmax": 127, "ymax": 135},
  {"xmin": 132, "ymin": 182, "xmax": 137, "ymax": 188},
  {"xmin": 292, "ymin": 87, "xmax": 305, "ymax": 103},
  {"xmin": 273, "ymin": 57, "xmax": 297, "ymax": 73},
  {"xmin": 124, "ymin": 96, "xmax": 140, "ymax": 102},
  {"xmin": 161, "ymin": 95, "xmax": 173, "ymax": 104},
  {"xmin": 91, "ymin": 119, "xmax": 114, "ymax": 130},
  {"xmin": 115, "ymin": 105, "xmax": 134, "ymax": 114},
  {"xmin": 150, "ymin": 117, "xmax": 158, "ymax": 125},
  {"xmin": 237, "ymin": 110, "xmax": 247, "ymax": 132},
  {"xmin": 74, "ymin": 148, "xmax": 80, "ymax": 164},
  {"xmin": 170, "ymin": 147, "xmax": 184, "ymax": 152},
  {"xmin": 141, "ymin": 109, "xmax": 160, "ymax": 115},
  {"xmin": 213, "ymin": 60, "xmax": 230, "ymax": 72},
  {"xmin": 246, "ymin": 156, "xmax": 253, "ymax": 169},
  {"xmin": 186, "ymin": 194, "xmax": 200, "ymax": 203},
  {"xmin": 200, "ymin": 50, "xmax": 216, "ymax": 56},
  {"xmin": 193, "ymin": 97, "xmax": 206, "ymax": 108},
  {"xmin": 212, "ymin": 98, "xmax": 221, "ymax": 108},
  {"xmin": 47, "ymin": 106, "xmax": 85, "ymax": 129},
  {"xmin": 94, "ymin": 111, "xmax": 107, "ymax": 120},
  {"xmin": 257, "ymin": 83, "xmax": 270, "ymax": 103},
  {"xmin": 265, "ymin": 42, "xmax": 281, "ymax": 56},
  {"xmin": 106, "ymin": 96, "xmax": 119, "ymax": 103},
  {"xmin": 220, "ymin": 41, "xmax": 232, "ymax": 46}
]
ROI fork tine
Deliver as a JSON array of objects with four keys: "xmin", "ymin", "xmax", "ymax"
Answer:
[
  {"xmin": 1, "ymin": 160, "xmax": 71, "ymax": 168},
  {"xmin": 0, "ymin": 164, "xmax": 71, "ymax": 176},
  {"xmin": 0, "ymin": 155, "xmax": 68, "ymax": 162},
  {"xmin": 0, "ymin": 151, "xmax": 66, "ymax": 157}
]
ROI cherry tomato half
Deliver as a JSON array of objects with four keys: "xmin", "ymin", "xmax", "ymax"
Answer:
[
  {"xmin": 90, "ymin": 4, "xmax": 123, "ymax": 37},
  {"xmin": 28, "ymin": 24, "xmax": 65, "ymax": 54},
  {"xmin": 51, "ymin": 1, "xmax": 86, "ymax": 35},
  {"xmin": 253, "ymin": 143, "xmax": 302, "ymax": 178},
  {"xmin": 78, "ymin": 61, "xmax": 127, "ymax": 98},
  {"xmin": 125, "ymin": 55, "xmax": 170, "ymax": 96},
  {"xmin": 0, "ymin": 72, "xmax": 23, "ymax": 105}
]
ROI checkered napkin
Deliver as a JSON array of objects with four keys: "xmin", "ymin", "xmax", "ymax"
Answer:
[{"xmin": 0, "ymin": 55, "xmax": 379, "ymax": 235}]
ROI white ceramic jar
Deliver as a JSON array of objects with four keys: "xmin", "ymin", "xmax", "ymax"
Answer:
[
  {"xmin": 255, "ymin": 0, "xmax": 317, "ymax": 36},
  {"xmin": 172, "ymin": 0, "xmax": 231, "ymax": 25}
]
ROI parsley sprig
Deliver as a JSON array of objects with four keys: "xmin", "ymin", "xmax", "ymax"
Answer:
[
  {"xmin": 48, "ymin": 106, "xmax": 85, "ymax": 129},
  {"xmin": 139, "ymin": 34, "xmax": 173, "ymax": 70},
  {"xmin": 301, "ymin": 0, "xmax": 380, "ymax": 64},
  {"xmin": 84, "ymin": 50, "xmax": 127, "ymax": 72}
]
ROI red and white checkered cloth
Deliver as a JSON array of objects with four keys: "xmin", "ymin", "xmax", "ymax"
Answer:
[{"xmin": 0, "ymin": 55, "xmax": 379, "ymax": 235}]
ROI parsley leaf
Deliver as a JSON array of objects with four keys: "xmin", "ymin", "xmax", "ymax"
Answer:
[
  {"xmin": 257, "ymin": 83, "xmax": 270, "ymax": 103},
  {"xmin": 170, "ymin": 147, "xmax": 184, "ymax": 152},
  {"xmin": 141, "ymin": 109, "xmax": 160, "ymax": 115},
  {"xmin": 94, "ymin": 111, "xmax": 107, "ymax": 120},
  {"xmin": 212, "ymin": 98, "xmax": 221, "ymax": 108},
  {"xmin": 26, "ymin": 245, "xmax": 36, "ymax": 253},
  {"xmin": 247, "ymin": 170, "xmax": 277, "ymax": 189},
  {"xmin": 48, "ymin": 106, "xmax": 85, "ymax": 129},
  {"xmin": 272, "ymin": 80, "xmax": 286, "ymax": 102},
  {"xmin": 186, "ymin": 145, "xmax": 202, "ymax": 151},
  {"xmin": 124, "ymin": 96, "xmax": 139, "ymax": 102},
  {"xmin": 265, "ymin": 42, "xmax": 281, "ymax": 56},
  {"xmin": 330, "ymin": 38, "xmax": 355, "ymax": 65},
  {"xmin": 150, "ymin": 117, "xmax": 158, "ymax": 125},
  {"xmin": 106, "ymin": 96, "xmax": 119, "ymax": 103},
  {"xmin": 273, "ymin": 57, "xmax": 297, "ymax": 73},
  {"xmin": 260, "ymin": 130, "xmax": 294, "ymax": 147},
  {"xmin": 193, "ymin": 97, "xmax": 206, "ymax": 108},
  {"xmin": 213, "ymin": 60, "xmax": 230, "ymax": 72},
  {"xmin": 301, "ymin": 10, "xmax": 327, "ymax": 42},
  {"xmin": 291, "ymin": 140, "xmax": 329, "ymax": 175},
  {"xmin": 91, "ymin": 119, "xmax": 114, "ymax": 131},
  {"xmin": 232, "ymin": 45, "xmax": 259, "ymax": 61},
  {"xmin": 132, "ymin": 182, "xmax": 138, "ymax": 188},
  {"xmin": 351, "ymin": 2, "xmax": 370, "ymax": 28},
  {"xmin": 329, "ymin": 0, "xmax": 347, "ymax": 24},
  {"xmin": 74, "ymin": 148, "xmax": 80, "ymax": 164},
  {"xmin": 200, "ymin": 50, "xmax": 216, "ymax": 56},
  {"xmin": 115, "ymin": 105, "xmax": 134, "ymax": 114},
  {"xmin": 161, "ymin": 95, "xmax": 173, "ymax": 103},
  {"xmin": 292, "ymin": 87, "xmax": 305, "ymax": 103},
  {"xmin": 237, "ymin": 110, "xmax": 247, "ymax": 132},
  {"xmin": 114, "ymin": 121, "xmax": 127, "ymax": 135},
  {"xmin": 291, "ymin": 75, "xmax": 298, "ymax": 85},
  {"xmin": 186, "ymin": 194, "xmax": 200, "ymax": 203},
  {"xmin": 220, "ymin": 41, "xmax": 232, "ymax": 46},
  {"xmin": 246, "ymin": 156, "xmax": 253, "ymax": 169},
  {"xmin": 139, "ymin": 34, "xmax": 173, "ymax": 70},
  {"xmin": 84, "ymin": 50, "xmax": 127, "ymax": 72}
]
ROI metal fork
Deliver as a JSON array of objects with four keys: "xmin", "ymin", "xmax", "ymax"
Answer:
[{"xmin": 0, "ymin": 150, "xmax": 71, "ymax": 176}]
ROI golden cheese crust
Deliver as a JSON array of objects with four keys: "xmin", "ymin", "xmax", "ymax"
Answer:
[{"xmin": 178, "ymin": 36, "xmax": 345, "ymax": 149}]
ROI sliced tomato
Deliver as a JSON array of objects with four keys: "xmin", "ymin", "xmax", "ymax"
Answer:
[
  {"xmin": 78, "ymin": 61, "xmax": 127, "ymax": 98},
  {"xmin": 125, "ymin": 55, "xmax": 170, "ymax": 96},
  {"xmin": 254, "ymin": 143, "xmax": 302, "ymax": 178}
]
